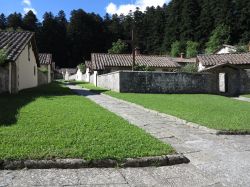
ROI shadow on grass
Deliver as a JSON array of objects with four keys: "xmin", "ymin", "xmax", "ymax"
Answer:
[
  {"xmin": 68, "ymin": 81, "xmax": 110, "ymax": 95},
  {"xmin": 0, "ymin": 82, "xmax": 74, "ymax": 126}
]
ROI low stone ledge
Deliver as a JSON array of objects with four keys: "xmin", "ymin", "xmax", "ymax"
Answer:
[
  {"xmin": 217, "ymin": 130, "xmax": 250, "ymax": 135},
  {"xmin": 0, "ymin": 154, "xmax": 189, "ymax": 170}
]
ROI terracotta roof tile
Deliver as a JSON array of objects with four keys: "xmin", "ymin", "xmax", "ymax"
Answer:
[
  {"xmin": 39, "ymin": 53, "xmax": 52, "ymax": 65},
  {"xmin": 91, "ymin": 53, "xmax": 181, "ymax": 70},
  {"xmin": 171, "ymin": 57, "xmax": 196, "ymax": 63},
  {"xmin": 0, "ymin": 31, "xmax": 36, "ymax": 62},
  {"xmin": 197, "ymin": 53, "xmax": 250, "ymax": 66}
]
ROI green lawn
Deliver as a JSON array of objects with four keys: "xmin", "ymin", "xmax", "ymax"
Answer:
[
  {"xmin": 79, "ymin": 82, "xmax": 250, "ymax": 132},
  {"xmin": 0, "ymin": 82, "xmax": 174, "ymax": 161},
  {"xmin": 242, "ymin": 95, "xmax": 250, "ymax": 98}
]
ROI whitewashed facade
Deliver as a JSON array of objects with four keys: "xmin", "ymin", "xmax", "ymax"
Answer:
[
  {"xmin": 5, "ymin": 41, "xmax": 39, "ymax": 93},
  {"xmin": 215, "ymin": 45, "xmax": 237, "ymax": 54}
]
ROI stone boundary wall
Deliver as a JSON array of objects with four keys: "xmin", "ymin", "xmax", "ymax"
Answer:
[
  {"xmin": 38, "ymin": 70, "xmax": 48, "ymax": 85},
  {"xmin": 90, "ymin": 71, "xmax": 98, "ymax": 86},
  {"xmin": 0, "ymin": 65, "xmax": 9, "ymax": 93},
  {"xmin": 97, "ymin": 71, "xmax": 219, "ymax": 94},
  {"xmin": 97, "ymin": 72, "xmax": 121, "ymax": 92}
]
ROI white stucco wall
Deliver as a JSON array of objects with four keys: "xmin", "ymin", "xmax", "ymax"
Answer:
[
  {"xmin": 65, "ymin": 72, "xmax": 70, "ymax": 81},
  {"xmin": 85, "ymin": 68, "xmax": 90, "ymax": 82},
  {"xmin": 198, "ymin": 62, "xmax": 206, "ymax": 72},
  {"xmin": 16, "ymin": 42, "xmax": 38, "ymax": 91},
  {"xmin": 216, "ymin": 47, "xmax": 236, "ymax": 54},
  {"xmin": 89, "ymin": 71, "xmax": 98, "ymax": 86},
  {"xmin": 40, "ymin": 64, "xmax": 51, "ymax": 83},
  {"xmin": 74, "ymin": 68, "xmax": 91, "ymax": 82},
  {"xmin": 75, "ymin": 69, "xmax": 83, "ymax": 81},
  {"xmin": 65, "ymin": 70, "xmax": 76, "ymax": 81}
]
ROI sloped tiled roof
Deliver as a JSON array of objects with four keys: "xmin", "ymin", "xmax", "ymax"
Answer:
[
  {"xmin": 39, "ymin": 53, "xmax": 52, "ymax": 65},
  {"xmin": 171, "ymin": 57, "xmax": 196, "ymax": 64},
  {"xmin": 197, "ymin": 53, "xmax": 250, "ymax": 66},
  {"xmin": 91, "ymin": 53, "xmax": 181, "ymax": 70},
  {"xmin": 200, "ymin": 62, "xmax": 240, "ymax": 72},
  {"xmin": 59, "ymin": 68, "xmax": 77, "ymax": 75},
  {"xmin": 0, "ymin": 31, "xmax": 39, "ymax": 63}
]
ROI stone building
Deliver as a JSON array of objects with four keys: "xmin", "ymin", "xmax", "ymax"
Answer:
[
  {"xmin": 90, "ymin": 53, "xmax": 181, "ymax": 74},
  {"xmin": 197, "ymin": 52, "xmax": 250, "ymax": 71}
]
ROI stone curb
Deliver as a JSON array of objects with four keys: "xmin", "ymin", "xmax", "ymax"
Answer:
[
  {"xmin": 0, "ymin": 154, "xmax": 189, "ymax": 170},
  {"xmin": 216, "ymin": 131, "xmax": 250, "ymax": 135}
]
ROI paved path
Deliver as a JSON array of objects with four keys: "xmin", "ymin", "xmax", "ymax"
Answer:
[
  {"xmin": 1, "ymin": 85, "xmax": 250, "ymax": 187},
  {"xmin": 233, "ymin": 96, "xmax": 250, "ymax": 103}
]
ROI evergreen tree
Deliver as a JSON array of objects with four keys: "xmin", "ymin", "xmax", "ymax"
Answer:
[
  {"xmin": 143, "ymin": 6, "xmax": 166, "ymax": 54},
  {"xmin": 162, "ymin": 0, "xmax": 183, "ymax": 52},
  {"xmin": 213, "ymin": 0, "xmax": 234, "ymax": 27},
  {"xmin": 38, "ymin": 12, "xmax": 63, "ymax": 66},
  {"xmin": 23, "ymin": 10, "xmax": 38, "ymax": 31},
  {"xmin": 1, "ymin": 0, "xmax": 250, "ymax": 67},
  {"xmin": 55, "ymin": 10, "xmax": 69, "ymax": 67},
  {"xmin": 235, "ymin": 0, "xmax": 250, "ymax": 43},
  {"xmin": 180, "ymin": 0, "xmax": 199, "ymax": 41},
  {"xmin": 7, "ymin": 12, "xmax": 23, "ymax": 30},
  {"xmin": 68, "ymin": 9, "xmax": 106, "ymax": 66},
  {"xmin": 196, "ymin": 0, "xmax": 215, "ymax": 44},
  {"xmin": 0, "ymin": 14, "xmax": 6, "ymax": 30}
]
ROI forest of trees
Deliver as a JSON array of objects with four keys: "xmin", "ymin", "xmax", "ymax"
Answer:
[{"xmin": 0, "ymin": 0, "xmax": 249, "ymax": 68}]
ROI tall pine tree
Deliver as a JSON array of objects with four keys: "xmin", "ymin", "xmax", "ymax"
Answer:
[
  {"xmin": 7, "ymin": 12, "xmax": 23, "ymax": 30},
  {"xmin": 23, "ymin": 10, "xmax": 38, "ymax": 31},
  {"xmin": 0, "ymin": 14, "xmax": 6, "ymax": 30}
]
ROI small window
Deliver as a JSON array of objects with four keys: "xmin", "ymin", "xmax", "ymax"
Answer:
[{"xmin": 34, "ymin": 66, "xmax": 36, "ymax": 76}]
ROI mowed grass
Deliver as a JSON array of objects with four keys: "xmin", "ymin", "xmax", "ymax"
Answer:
[
  {"xmin": 79, "ymin": 82, "xmax": 250, "ymax": 132},
  {"xmin": 242, "ymin": 95, "xmax": 250, "ymax": 98},
  {"xmin": 0, "ymin": 82, "xmax": 174, "ymax": 160}
]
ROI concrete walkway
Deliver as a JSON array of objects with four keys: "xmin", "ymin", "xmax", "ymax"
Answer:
[
  {"xmin": 233, "ymin": 96, "xmax": 250, "ymax": 103},
  {"xmin": 1, "ymin": 85, "xmax": 250, "ymax": 187}
]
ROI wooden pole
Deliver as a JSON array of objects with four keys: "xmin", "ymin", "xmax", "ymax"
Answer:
[{"xmin": 132, "ymin": 28, "xmax": 135, "ymax": 71}]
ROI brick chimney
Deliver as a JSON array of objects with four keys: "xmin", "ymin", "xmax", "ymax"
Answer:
[{"xmin": 135, "ymin": 47, "xmax": 140, "ymax": 55}]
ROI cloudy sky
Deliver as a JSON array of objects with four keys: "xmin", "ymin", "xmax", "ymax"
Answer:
[{"xmin": 0, "ymin": 0, "xmax": 170, "ymax": 20}]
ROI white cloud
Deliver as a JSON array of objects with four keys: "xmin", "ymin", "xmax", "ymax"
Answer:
[
  {"xmin": 22, "ymin": 0, "xmax": 37, "ymax": 15},
  {"xmin": 22, "ymin": 0, "xmax": 31, "ymax": 6},
  {"xmin": 106, "ymin": 0, "xmax": 170, "ymax": 15},
  {"xmin": 23, "ymin": 7, "xmax": 37, "ymax": 15},
  {"xmin": 106, "ymin": 3, "xmax": 118, "ymax": 15}
]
